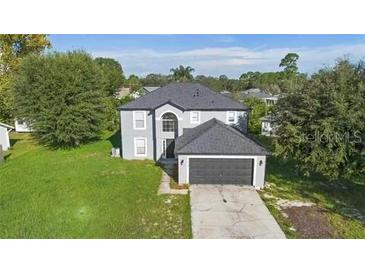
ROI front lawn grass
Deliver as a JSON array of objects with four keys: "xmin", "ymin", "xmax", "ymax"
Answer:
[
  {"xmin": 0, "ymin": 132, "xmax": 192, "ymax": 238},
  {"xmin": 257, "ymin": 136, "xmax": 365, "ymax": 239}
]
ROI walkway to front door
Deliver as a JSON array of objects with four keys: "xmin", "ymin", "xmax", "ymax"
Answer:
[{"xmin": 190, "ymin": 185, "xmax": 286, "ymax": 239}]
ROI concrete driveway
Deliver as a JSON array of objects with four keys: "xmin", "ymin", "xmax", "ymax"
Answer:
[{"xmin": 190, "ymin": 185, "xmax": 286, "ymax": 239}]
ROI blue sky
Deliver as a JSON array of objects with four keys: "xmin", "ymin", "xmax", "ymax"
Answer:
[{"xmin": 49, "ymin": 35, "xmax": 365, "ymax": 78}]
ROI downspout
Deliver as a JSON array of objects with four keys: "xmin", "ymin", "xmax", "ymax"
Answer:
[
  {"xmin": 119, "ymin": 110, "xmax": 123, "ymax": 158},
  {"xmin": 152, "ymin": 110, "xmax": 157, "ymax": 161}
]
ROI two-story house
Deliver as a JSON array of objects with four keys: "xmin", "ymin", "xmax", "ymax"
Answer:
[{"xmin": 119, "ymin": 83, "xmax": 268, "ymax": 188}]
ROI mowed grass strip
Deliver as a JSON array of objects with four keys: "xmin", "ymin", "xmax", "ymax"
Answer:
[{"xmin": 0, "ymin": 133, "xmax": 191, "ymax": 239}]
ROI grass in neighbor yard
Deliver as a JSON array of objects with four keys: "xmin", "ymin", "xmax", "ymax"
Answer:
[
  {"xmin": 257, "ymin": 136, "xmax": 365, "ymax": 239},
  {"xmin": 0, "ymin": 132, "xmax": 192, "ymax": 239}
]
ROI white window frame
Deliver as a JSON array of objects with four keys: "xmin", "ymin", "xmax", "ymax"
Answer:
[
  {"xmin": 133, "ymin": 111, "xmax": 146, "ymax": 130},
  {"xmin": 190, "ymin": 111, "xmax": 200, "ymax": 124},
  {"xmin": 226, "ymin": 111, "xmax": 237, "ymax": 124},
  {"xmin": 134, "ymin": 137, "xmax": 147, "ymax": 157}
]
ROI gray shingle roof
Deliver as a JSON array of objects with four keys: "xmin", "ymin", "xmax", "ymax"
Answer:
[
  {"xmin": 175, "ymin": 118, "xmax": 268, "ymax": 155},
  {"xmin": 144, "ymin": 86, "xmax": 160, "ymax": 92},
  {"xmin": 120, "ymin": 83, "xmax": 248, "ymax": 111},
  {"xmin": 260, "ymin": 115, "xmax": 274, "ymax": 122},
  {"xmin": 240, "ymin": 88, "xmax": 274, "ymax": 100}
]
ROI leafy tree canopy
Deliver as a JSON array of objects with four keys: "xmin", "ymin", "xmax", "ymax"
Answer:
[
  {"xmin": 274, "ymin": 59, "xmax": 365, "ymax": 180},
  {"xmin": 0, "ymin": 34, "xmax": 51, "ymax": 123},
  {"xmin": 140, "ymin": 73, "xmax": 172, "ymax": 87},
  {"xmin": 0, "ymin": 34, "xmax": 51, "ymax": 75},
  {"xmin": 279, "ymin": 53, "xmax": 299, "ymax": 75},
  {"xmin": 94, "ymin": 57, "xmax": 125, "ymax": 96},
  {"xmin": 12, "ymin": 51, "xmax": 107, "ymax": 148},
  {"xmin": 243, "ymin": 97, "xmax": 271, "ymax": 134},
  {"xmin": 126, "ymin": 74, "xmax": 142, "ymax": 92}
]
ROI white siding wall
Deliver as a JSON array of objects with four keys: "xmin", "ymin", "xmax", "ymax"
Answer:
[
  {"xmin": 120, "ymin": 110, "xmax": 154, "ymax": 160},
  {"xmin": 120, "ymin": 105, "xmax": 249, "ymax": 161},
  {"xmin": 0, "ymin": 126, "xmax": 10, "ymax": 151},
  {"xmin": 15, "ymin": 119, "xmax": 32, "ymax": 132}
]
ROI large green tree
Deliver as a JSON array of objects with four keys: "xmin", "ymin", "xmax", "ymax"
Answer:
[
  {"xmin": 279, "ymin": 53, "xmax": 299, "ymax": 75},
  {"xmin": 274, "ymin": 59, "xmax": 365, "ymax": 180},
  {"xmin": 94, "ymin": 57, "xmax": 124, "ymax": 96},
  {"xmin": 127, "ymin": 74, "xmax": 142, "ymax": 92},
  {"xmin": 0, "ymin": 34, "xmax": 51, "ymax": 74},
  {"xmin": 12, "ymin": 51, "xmax": 107, "ymax": 148},
  {"xmin": 170, "ymin": 65, "xmax": 195, "ymax": 82},
  {"xmin": 141, "ymin": 73, "xmax": 172, "ymax": 86},
  {"xmin": 194, "ymin": 75, "xmax": 224, "ymax": 91},
  {"xmin": 94, "ymin": 57, "xmax": 125, "ymax": 130},
  {"xmin": 0, "ymin": 34, "xmax": 51, "ymax": 123}
]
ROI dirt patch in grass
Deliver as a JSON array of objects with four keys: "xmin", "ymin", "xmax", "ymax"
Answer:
[{"xmin": 282, "ymin": 206, "xmax": 338, "ymax": 238}]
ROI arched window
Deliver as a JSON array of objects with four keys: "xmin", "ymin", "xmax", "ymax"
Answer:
[{"xmin": 162, "ymin": 113, "xmax": 177, "ymax": 132}]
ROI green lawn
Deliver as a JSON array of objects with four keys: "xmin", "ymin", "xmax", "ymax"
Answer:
[
  {"xmin": 257, "ymin": 136, "xmax": 365, "ymax": 239},
  {"xmin": 0, "ymin": 132, "xmax": 191, "ymax": 239}
]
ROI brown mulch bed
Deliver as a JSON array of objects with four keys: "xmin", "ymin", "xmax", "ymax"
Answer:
[{"xmin": 282, "ymin": 206, "xmax": 339, "ymax": 239}]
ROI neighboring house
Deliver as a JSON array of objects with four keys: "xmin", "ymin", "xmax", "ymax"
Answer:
[
  {"xmin": 132, "ymin": 86, "xmax": 160, "ymax": 99},
  {"xmin": 119, "ymin": 83, "xmax": 269, "ymax": 188},
  {"xmin": 260, "ymin": 115, "xmax": 276, "ymax": 136},
  {"xmin": 0, "ymin": 122, "xmax": 14, "ymax": 151},
  {"xmin": 220, "ymin": 90, "xmax": 233, "ymax": 98},
  {"xmin": 240, "ymin": 88, "xmax": 278, "ymax": 106},
  {"xmin": 115, "ymin": 87, "xmax": 131, "ymax": 99},
  {"xmin": 14, "ymin": 119, "xmax": 32, "ymax": 132}
]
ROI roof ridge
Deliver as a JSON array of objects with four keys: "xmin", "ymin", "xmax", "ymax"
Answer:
[
  {"xmin": 120, "ymin": 82, "xmax": 249, "ymax": 110},
  {"xmin": 213, "ymin": 119, "xmax": 267, "ymax": 151},
  {"xmin": 123, "ymin": 82, "xmax": 189, "ymax": 109}
]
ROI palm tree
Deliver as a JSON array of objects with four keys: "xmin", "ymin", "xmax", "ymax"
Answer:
[{"xmin": 170, "ymin": 65, "xmax": 195, "ymax": 82}]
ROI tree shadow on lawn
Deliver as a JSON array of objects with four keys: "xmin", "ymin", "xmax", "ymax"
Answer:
[
  {"xmin": 107, "ymin": 130, "xmax": 121, "ymax": 148},
  {"xmin": 1, "ymin": 138, "xmax": 21, "ymax": 161},
  {"xmin": 10, "ymin": 138, "xmax": 20, "ymax": 147},
  {"xmin": 266, "ymin": 155, "xmax": 365, "ymax": 222}
]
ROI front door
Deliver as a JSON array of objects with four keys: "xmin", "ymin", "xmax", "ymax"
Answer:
[{"xmin": 165, "ymin": 139, "xmax": 175, "ymax": 158}]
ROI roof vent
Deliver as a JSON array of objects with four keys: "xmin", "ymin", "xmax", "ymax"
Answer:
[{"xmin": 194, "ymin": 88, "xmax": 200, "ymax": 97}]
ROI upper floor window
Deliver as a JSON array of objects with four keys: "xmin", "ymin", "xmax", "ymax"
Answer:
[
  {"xmin": 190, "ymin": 111, "xmax": 200, "ymax": 124},
  {"xmin": 162, "ymin": 113, "xmax": 177, "ymax": 132},
  {"xmin": 133, "ymin": 111, "xmax": 146, "ymax": 130},
  {"xmin": 227, "ymin": 111, "xmax": 237, "ymax": 124}
]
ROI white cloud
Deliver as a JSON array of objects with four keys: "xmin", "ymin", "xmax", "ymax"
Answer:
[{"xmin": 91, "ymin": 43, "xmax": 365, "ymax": 78}]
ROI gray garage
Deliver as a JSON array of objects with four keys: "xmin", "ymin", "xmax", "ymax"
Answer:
[
  {"xmin": 189, "ymin": 158, "xmax": 253, "ymax": 185},
  {"xmin": 175, "ymin": 119, "xmax": 268, "ymax": 188}
]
